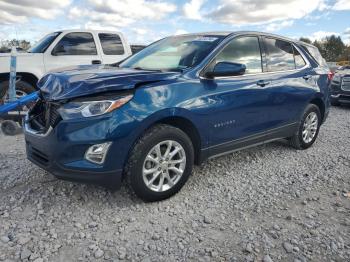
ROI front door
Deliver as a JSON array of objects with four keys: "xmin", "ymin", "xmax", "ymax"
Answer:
[
  {"xmin": 44, "ymin": 32, "xmax": 101, "ymax": 73},
  {"xmin": 203, "ymin": 35, "xmax": 275, "ymax": 150}
]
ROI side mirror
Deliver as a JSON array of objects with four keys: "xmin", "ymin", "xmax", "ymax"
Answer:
[
  {"xmin": 205, "ymin": 62, "xmax": 246, "ymax": 78},
  {"xmin": 52, "ymin": 44, "xmax": 65, "ymax": 56}
]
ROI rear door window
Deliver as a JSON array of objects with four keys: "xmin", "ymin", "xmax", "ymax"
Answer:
[
  {"xmin": 215, "ymin": 36, "xmax": 262, "ymax": 74},
  {"xmin": 98, "ymin": 33, "xmax": 125, "ymax": 55},
  {"xmin": 264, "ymin": 38, "xmax": 295, "ymax": 71}
]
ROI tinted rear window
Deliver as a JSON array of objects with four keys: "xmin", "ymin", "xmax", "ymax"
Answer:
[
  {"xmin": 264, "ymin": 38, "xmax": 295, "ymax": 71},
  {"xmin": 99, "ymin": 33, "xmax": 125, "ymax": 55}
]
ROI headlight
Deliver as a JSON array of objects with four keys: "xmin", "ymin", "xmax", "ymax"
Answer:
[{"xmin": 58, "ymin": 94, "xmax": 133, "ymax": 119}]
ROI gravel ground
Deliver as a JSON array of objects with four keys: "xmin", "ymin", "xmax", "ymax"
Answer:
[{"xmin": 0, "ymin": 106, "xmax": 349, "ymax": 262}]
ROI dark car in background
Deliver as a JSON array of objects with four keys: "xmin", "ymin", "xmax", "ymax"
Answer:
[
  {"xmin": 25, "ymin": 31, "xmax": 330, "ymax": 201},
  {"xmin": 330, "ymin": 66, "xmax": 350, "ymax": 106}
]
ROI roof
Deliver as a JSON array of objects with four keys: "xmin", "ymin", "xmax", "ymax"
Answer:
[{"xmin": 176, "ymin": 31, "xmax": 317, "ymax": 47}]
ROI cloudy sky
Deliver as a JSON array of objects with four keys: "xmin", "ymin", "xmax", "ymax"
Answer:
[{"xmin": 0, "ymin": 0, "xmax": 349, "ymax": 45}]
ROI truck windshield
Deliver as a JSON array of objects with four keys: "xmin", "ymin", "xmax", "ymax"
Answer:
[
  {"xmin": 120, "ymin": 35, "xmax": 224, "ymax": 72},
  {"xmin": 28, "ymin": 32, "xmax": 61, "ymax": 53}
]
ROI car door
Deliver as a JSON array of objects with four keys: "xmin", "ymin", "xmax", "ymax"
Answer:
[
  {"xmin": 202, "ymin": 35, "xmax": 278, "ymax": 151},
  {"xmin": 44, "ymin": 32, "xmax": 102, "ymax": 73},
  {"xmin": 97, "ymin": 33, "xmax": 129, "ymax": 64},
  {"xmin": 261, "ymin": 37, "xmax": 315, "ymax": 125}
]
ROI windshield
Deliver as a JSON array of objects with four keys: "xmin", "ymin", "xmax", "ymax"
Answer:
[
  {"xmin": 120, "ymin": 35, "xmax": 224, "ymax": 71},
  {"xmin": 28, "ymin": 32, "xmax": 61, "ymax": 53}
]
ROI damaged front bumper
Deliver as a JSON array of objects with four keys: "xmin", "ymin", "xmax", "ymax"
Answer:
[{"xmin": 23, "ymin": 98, "xmax": 136, "ymax": 189}]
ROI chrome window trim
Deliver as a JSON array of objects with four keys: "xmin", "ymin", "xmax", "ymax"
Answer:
[{"xmin": 198, "ymin": 33, "xmax": 311, "ymax": 80}]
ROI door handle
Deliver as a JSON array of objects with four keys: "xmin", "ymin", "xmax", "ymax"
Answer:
[
  {"xmin": 256, "ymin": 80, "xmax": 270, "ymax": 87},
  {"xmin": 92, "ymin": 60, "xmax": 102, "ymax": 65},
  {"xmin": 303, "ymin": 75, "xmax": 312, "ymax": 80}
]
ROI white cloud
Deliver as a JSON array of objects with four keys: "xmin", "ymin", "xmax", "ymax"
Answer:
[
  {"xmin": 310, "ymin": 30, "xmax": 339, "ymax": 41},
  {"xmin": 265, "ymin": 20, "xmax": 294, "ymax": 32},
  {"xmin": 174, "ymin": 29, "xmax": 189, "ymax": 35},
  {"xmin": 183, "ymin": 0, "xmax": 204, "ymax": 20},
  {"xmin": 333, "ymin": 0, "xmax": 350, "ymax": 10},
  {"xmin": 69, "ymin": 0, "xmax": 177, "ymax": 29},
  {"xmin": 207, "ymin": 0, "xmax": 326, "ymax": 25},
  {"xmin": 0, "ymin": 0, "xmax": 71, "ymax": 25},
  {"xmin": 344, "ymin": 28, "xmax": 350, "ymax": 35}
]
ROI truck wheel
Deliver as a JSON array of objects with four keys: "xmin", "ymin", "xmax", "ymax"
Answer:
[
  {"xmin": 0, "ymin": 80, "xmax": 36, "ymax": 109},
  {"xmin": 125, "ymin": 124, "xmax": 194, "ymax": 202},
  {"xmin": 289, "ymin": 104, "xmax": 321, "ymax": 150}
]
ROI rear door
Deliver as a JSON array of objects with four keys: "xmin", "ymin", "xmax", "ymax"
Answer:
[
  {"xmin": 97, "ymin": 33, "xmax": 130, "ymax": 64},
  {"xmin": 44, "ymin": 32, "xmax": 102, "ymax": 72},
  {"xmin": 260, "ymin": 36, "xmax": 316, "ymax": 125}
]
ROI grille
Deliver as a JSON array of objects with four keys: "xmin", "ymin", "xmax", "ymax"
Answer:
[
  {"xmin": 341, "ymin": 76, "xmax": 350, "ymax": 91},
  {"xmin": 28, "ymin": 100, "xmax": 62, "ymax": 132},
  {"xmin": 49, "ymin": 104, "xmax": 61, "ymax": 127}
]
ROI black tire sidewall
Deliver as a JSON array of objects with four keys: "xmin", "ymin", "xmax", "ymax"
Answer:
[
  {"xmin": 128, "ymin": 125, "xmax": 194, "ymax": 202},
  {"xmin": 297, "ymin": 104, "xmax": 321, "ymax": 149},
  {"xmin": 0, "ymin": 80, "xmax": 36, "ymax": 98}
]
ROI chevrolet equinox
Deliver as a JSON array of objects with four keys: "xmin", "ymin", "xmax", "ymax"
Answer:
[{"xmin": 25, "ymin": 32, "xmax": 331, "ymax": 201}]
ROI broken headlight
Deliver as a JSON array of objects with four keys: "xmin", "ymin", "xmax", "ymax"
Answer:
[{"xmin": 58, "ymin": 95, "xmax": 133, "ymax": 120}]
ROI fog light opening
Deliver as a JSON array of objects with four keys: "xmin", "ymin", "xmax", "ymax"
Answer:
[{"xmin": 85, "ymin": 142, "xmax": 112, "ymax": 164}]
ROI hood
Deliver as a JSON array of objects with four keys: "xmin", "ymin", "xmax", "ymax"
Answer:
[{"xmin": 38, "ymin": 65, "xmax": 180, "ymax": 101}]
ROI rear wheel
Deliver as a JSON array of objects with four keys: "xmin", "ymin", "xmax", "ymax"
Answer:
[
  {"xmin": 289, "ymin": 104, "xmax": 321, "ymax": 150},
  {"xmin": 125, "ymin": 124, "xmax": 194, "ymax": 202}
]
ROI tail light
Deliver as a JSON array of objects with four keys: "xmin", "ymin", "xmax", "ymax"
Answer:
[{"xmin": 327, "ymin": 71, "xmax": 334, "ymax": 81}]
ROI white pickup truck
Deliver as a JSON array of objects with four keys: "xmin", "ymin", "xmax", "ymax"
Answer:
[{"xmin": 0, "ymin": 30, "xmax": 132, "ymax": 97}]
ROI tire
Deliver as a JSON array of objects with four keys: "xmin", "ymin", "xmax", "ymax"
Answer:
[
  {"xmin": 0, "ymin": 79, "xmax": 36, "ymax": 97},
  {"xmin": 289, "ymin": 104, "xmax": 321, "ymax": 150},
  {"xmin": 0, "ymin": 80, "xmax": 36, "ymax": 109},
  {"xmin": 331, "ymin": 99, "xmax": 340, "ymax": 106},
  {"xmin": 0, "ymin": 120, "xmax": 21, "ymax": 136},
  {"xmin": 125, "ymin": 124, "xmax": 194, "ymax": 202}
]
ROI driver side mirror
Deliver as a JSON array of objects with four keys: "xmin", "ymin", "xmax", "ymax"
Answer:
[{"xmin": 205, "ymin": 62, "xmax": 246, "ymax": 78}]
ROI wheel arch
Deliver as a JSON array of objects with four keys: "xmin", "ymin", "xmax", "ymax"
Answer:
[
  {"xmin": 0, "ymin": 72, "xmax": 39, "ymax": 89},
  {"xmin": 309, "ymin": 97, "xmax": 325, "ymax": 123}
]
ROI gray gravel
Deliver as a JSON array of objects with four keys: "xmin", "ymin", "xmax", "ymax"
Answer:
[{"xmin": 0, "ymin": 106, "xmax": 350, "ymax": 262}]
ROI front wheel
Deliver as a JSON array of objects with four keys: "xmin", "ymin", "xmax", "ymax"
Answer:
[
  {"xmin": 125, "ymin": 124, "xmax": 194, "ymax": 202},
  {"xmin": 289, "ymin": 104, "xmax": 321, "ymax": 150}
]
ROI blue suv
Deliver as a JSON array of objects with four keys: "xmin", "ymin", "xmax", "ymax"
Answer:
[{"xmin": 25, "ymin": 32, "xmax": 330, "ymax": 201}]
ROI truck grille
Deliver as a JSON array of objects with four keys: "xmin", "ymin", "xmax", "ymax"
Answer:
[{"xmin": 341, "ymin": 76, "xmax": 350, "ymax": 91}]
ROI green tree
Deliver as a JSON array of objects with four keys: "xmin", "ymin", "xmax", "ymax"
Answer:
[
  {"xmin": 299, "ymin": 37, "xmax": 312, "ymax": 44},
  {"xmin": 322, "ymin": 35, "xmax": 345, "ymax": 62}
]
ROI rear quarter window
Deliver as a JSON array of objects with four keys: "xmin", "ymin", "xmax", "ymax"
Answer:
[{"xmin": 302, "ymin": 45, "xmax": 328, "ymax": 67}]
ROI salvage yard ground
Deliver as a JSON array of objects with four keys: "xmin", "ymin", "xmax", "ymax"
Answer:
[{"xmin": 0, "ymin": 106, "xmax": 349, "ymax": 262}]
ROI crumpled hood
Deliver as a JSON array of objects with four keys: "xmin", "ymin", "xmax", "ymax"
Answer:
[{"xmin": 38, "ymin": 64, "xmax": 180, "ymax": 101}]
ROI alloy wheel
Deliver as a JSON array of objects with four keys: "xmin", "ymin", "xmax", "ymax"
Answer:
[
  {"xmin": 302, "ymin": 111, "xmax": 318, "ymax": 143},
  {"xmin": 142, "ymin": 140, "xmax": 186, "ymax": 192}
]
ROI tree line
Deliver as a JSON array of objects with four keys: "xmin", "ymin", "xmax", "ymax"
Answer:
[{"xmin": 299, "ymin": 35, "xmax": 349, "ymax": 62}]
